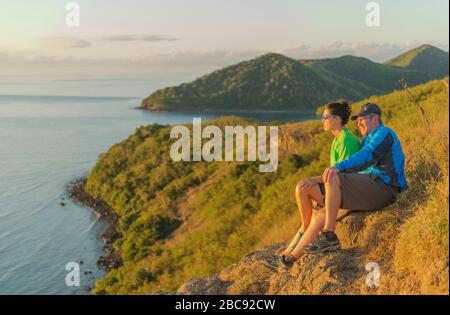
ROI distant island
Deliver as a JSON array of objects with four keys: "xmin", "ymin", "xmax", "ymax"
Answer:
[{"xmin": 140, "ymin": 44, "xmax": 449, "ymax": 112}]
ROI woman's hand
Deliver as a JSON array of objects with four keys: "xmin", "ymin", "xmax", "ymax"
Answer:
[{"xmin": 297, "ymin": 178, "xmax": 318, "ymax": 190}]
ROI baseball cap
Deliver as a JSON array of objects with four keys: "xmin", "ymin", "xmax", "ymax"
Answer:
[{"xmin": 351, "ymin": 103, "xmax": 382, "ymax": 120}]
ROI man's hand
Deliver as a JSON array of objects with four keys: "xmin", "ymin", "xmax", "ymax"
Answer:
[
  {"xmin": 322, "ymin": 167, "xmax": 340, "ymax": 183},
  {"xmin": 297, "ymin": 178, "xmax": 318, "ymax": 190}
]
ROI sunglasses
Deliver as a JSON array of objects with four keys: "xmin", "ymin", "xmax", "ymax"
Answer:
[
  {"xmin": 322, "ymin": 114, "xmax": 336, "ymax": 120},
  {"xmin": 356, "ymin": 115, "xmax": 375, "ymax": 123}
]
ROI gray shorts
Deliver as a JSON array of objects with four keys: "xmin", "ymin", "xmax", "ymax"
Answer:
[{"xmin": 319, "ymin": 173, "xmax": 398, "ymax": 211}]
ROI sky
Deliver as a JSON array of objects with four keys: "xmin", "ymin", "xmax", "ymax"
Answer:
[{"xmin": 0, "ymin": 0, "xmax": 448, "ymax": 77}]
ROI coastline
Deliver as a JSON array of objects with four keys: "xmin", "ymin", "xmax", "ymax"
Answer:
[
  {"xmin": 137, "ymin": 105, "xmax": 318, "ymax": 115},
  {"xmin": 68, "ymin": 178, "xmax": 123, "ymax": 273}
]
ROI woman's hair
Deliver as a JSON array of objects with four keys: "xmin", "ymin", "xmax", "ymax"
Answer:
[{"xmin": 324, "ymin": 99, "xmax": 351, "ymax": 125}]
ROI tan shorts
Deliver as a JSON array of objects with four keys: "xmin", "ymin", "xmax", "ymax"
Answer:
[{"xmin": 319, "ymin": 173, "xmax": 398, "ymax": 211}]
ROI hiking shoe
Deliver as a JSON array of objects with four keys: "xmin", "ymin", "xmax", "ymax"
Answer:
[
  {"xmin": 303, "ymin": 231, "xmax": 341, "ymax": 254},
  {"xmin": 261, "ymin": 255, "xmax": 294, "ymax": 272}
]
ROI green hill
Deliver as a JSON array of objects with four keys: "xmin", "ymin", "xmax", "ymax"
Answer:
[
  {"xmin": 141, "ymin": 53, "xmax": 373, "ymax": 112},
  {"xmin": 141, "ymin": 45, "xmax": 448, "ymax": 112},
  {"xmin": 385, "ymin": 45, "xmax": 449, "ymax": 76},
  {"xmin": 82, "ymin": 77, "xmax": 448, "ymax": 294},
  {"xmin": 302, "ymin": 55, "xmax": 438, "ymax": 94}
]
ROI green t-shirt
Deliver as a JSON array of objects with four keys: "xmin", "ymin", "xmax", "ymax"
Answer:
[{"xmin": 330, "ymin": 128, "xmax": 361, "ymax": 166}]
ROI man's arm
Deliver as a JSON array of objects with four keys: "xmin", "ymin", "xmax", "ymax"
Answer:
[
  {"xmin": 334, "ymin": 127, "xmax": 390, "ymax": 172},
  {"xmin": 335, "ymin": 135, "xmax": 360, "ymax": 162}
]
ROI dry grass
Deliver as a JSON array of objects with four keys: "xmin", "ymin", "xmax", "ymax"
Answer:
[{"xmin": 255, "ymin": 212, "xmax": 300, "ymax": 249}]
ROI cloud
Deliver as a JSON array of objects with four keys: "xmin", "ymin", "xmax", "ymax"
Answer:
[
  {"xmin": 103, "ymin": 34, "xmax": 180, "ymax": 42},
  {"xmin": 36, "ymin": 34, "xmax": 179, "ymax": 50},
  {"xmin": 138, "ymin": 50, "xmax": 263, "ymax": 67},
  {"xmin": 279, "ymin": 41, "xmax": 449, "ymax": 62},
  {"xmin": 35, "ymin": 34, "xmax": 179, "ymax": 51},
  {"xmin": 1, "ymin": 41, "xmax": 448, "ymax": 76},
  {"xmin": 39, "ymin": 37, "xmax": 92, "ymax": 49},
  {"xmin": 0, "ymin": 49, "xmax": 263, "ymax": 76}
]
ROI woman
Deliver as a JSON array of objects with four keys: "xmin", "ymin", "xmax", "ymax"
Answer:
[{"xmin": 265, "ymin": 99, "xmax": 360, "ymax": 270}]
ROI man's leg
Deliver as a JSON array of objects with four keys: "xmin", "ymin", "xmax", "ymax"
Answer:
[
  {"xmin": 303, "ymin": 173, "xmax": 342, "ymax": 254},
  {"xmin": 304, "ymin": 173, "xmax": 397, "ymax": 254},
  {"xmin": 323, "ymin": 172, "xmax": 341, "ymax": 232}
]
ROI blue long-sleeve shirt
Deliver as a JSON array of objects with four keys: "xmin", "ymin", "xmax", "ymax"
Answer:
[{"xmin": 334, "ymin": 124, "xmax": 407, "ymax": 191}]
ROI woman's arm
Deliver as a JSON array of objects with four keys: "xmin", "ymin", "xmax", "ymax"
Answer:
[
  {"xmin": 312, "ymin": 175, "xmax": 323, "ymax": 184},
  {"xmin": 297, "ymin": 176, "xmax": 323, "ymax": 190}
]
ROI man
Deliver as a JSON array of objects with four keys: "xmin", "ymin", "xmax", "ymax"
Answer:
[{"xmin": 303, "ymin": 102, "xmax": 407, "ymax": 254}]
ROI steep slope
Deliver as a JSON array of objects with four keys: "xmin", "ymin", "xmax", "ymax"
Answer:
[
  {"xmin": 385, "ymin": 45, "xmax": 449, "ymax": 77},
  {"xmin": 82, "ymin": 78, "xmax": 448, "ymax": 294}
]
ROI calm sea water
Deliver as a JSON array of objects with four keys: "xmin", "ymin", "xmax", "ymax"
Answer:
[{"xmin": 0, "ymin": 78, "xmax": 315, "ymax": 294}]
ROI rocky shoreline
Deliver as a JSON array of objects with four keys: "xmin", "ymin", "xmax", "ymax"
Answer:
[
  {"xmin": 68, "ymin": 178, "xmax": 123, "ymax": 272},
  {"xmin": 139, "ymin": 100, "xmax": 168, "ymax": 112}
]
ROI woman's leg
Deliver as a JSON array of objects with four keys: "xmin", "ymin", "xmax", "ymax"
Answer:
[
  {"xmin": 290, "ymin": 209, "xmax": 326, "ymax": 259},
  {"xmin": 296, "ymin": 182, "xmax": 324, "ymax": 232}
]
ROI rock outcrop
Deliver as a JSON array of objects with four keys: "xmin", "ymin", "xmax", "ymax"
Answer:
[{"xmin": 167, "ymin": 209, "xmax": 448, "ymax": 295}]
